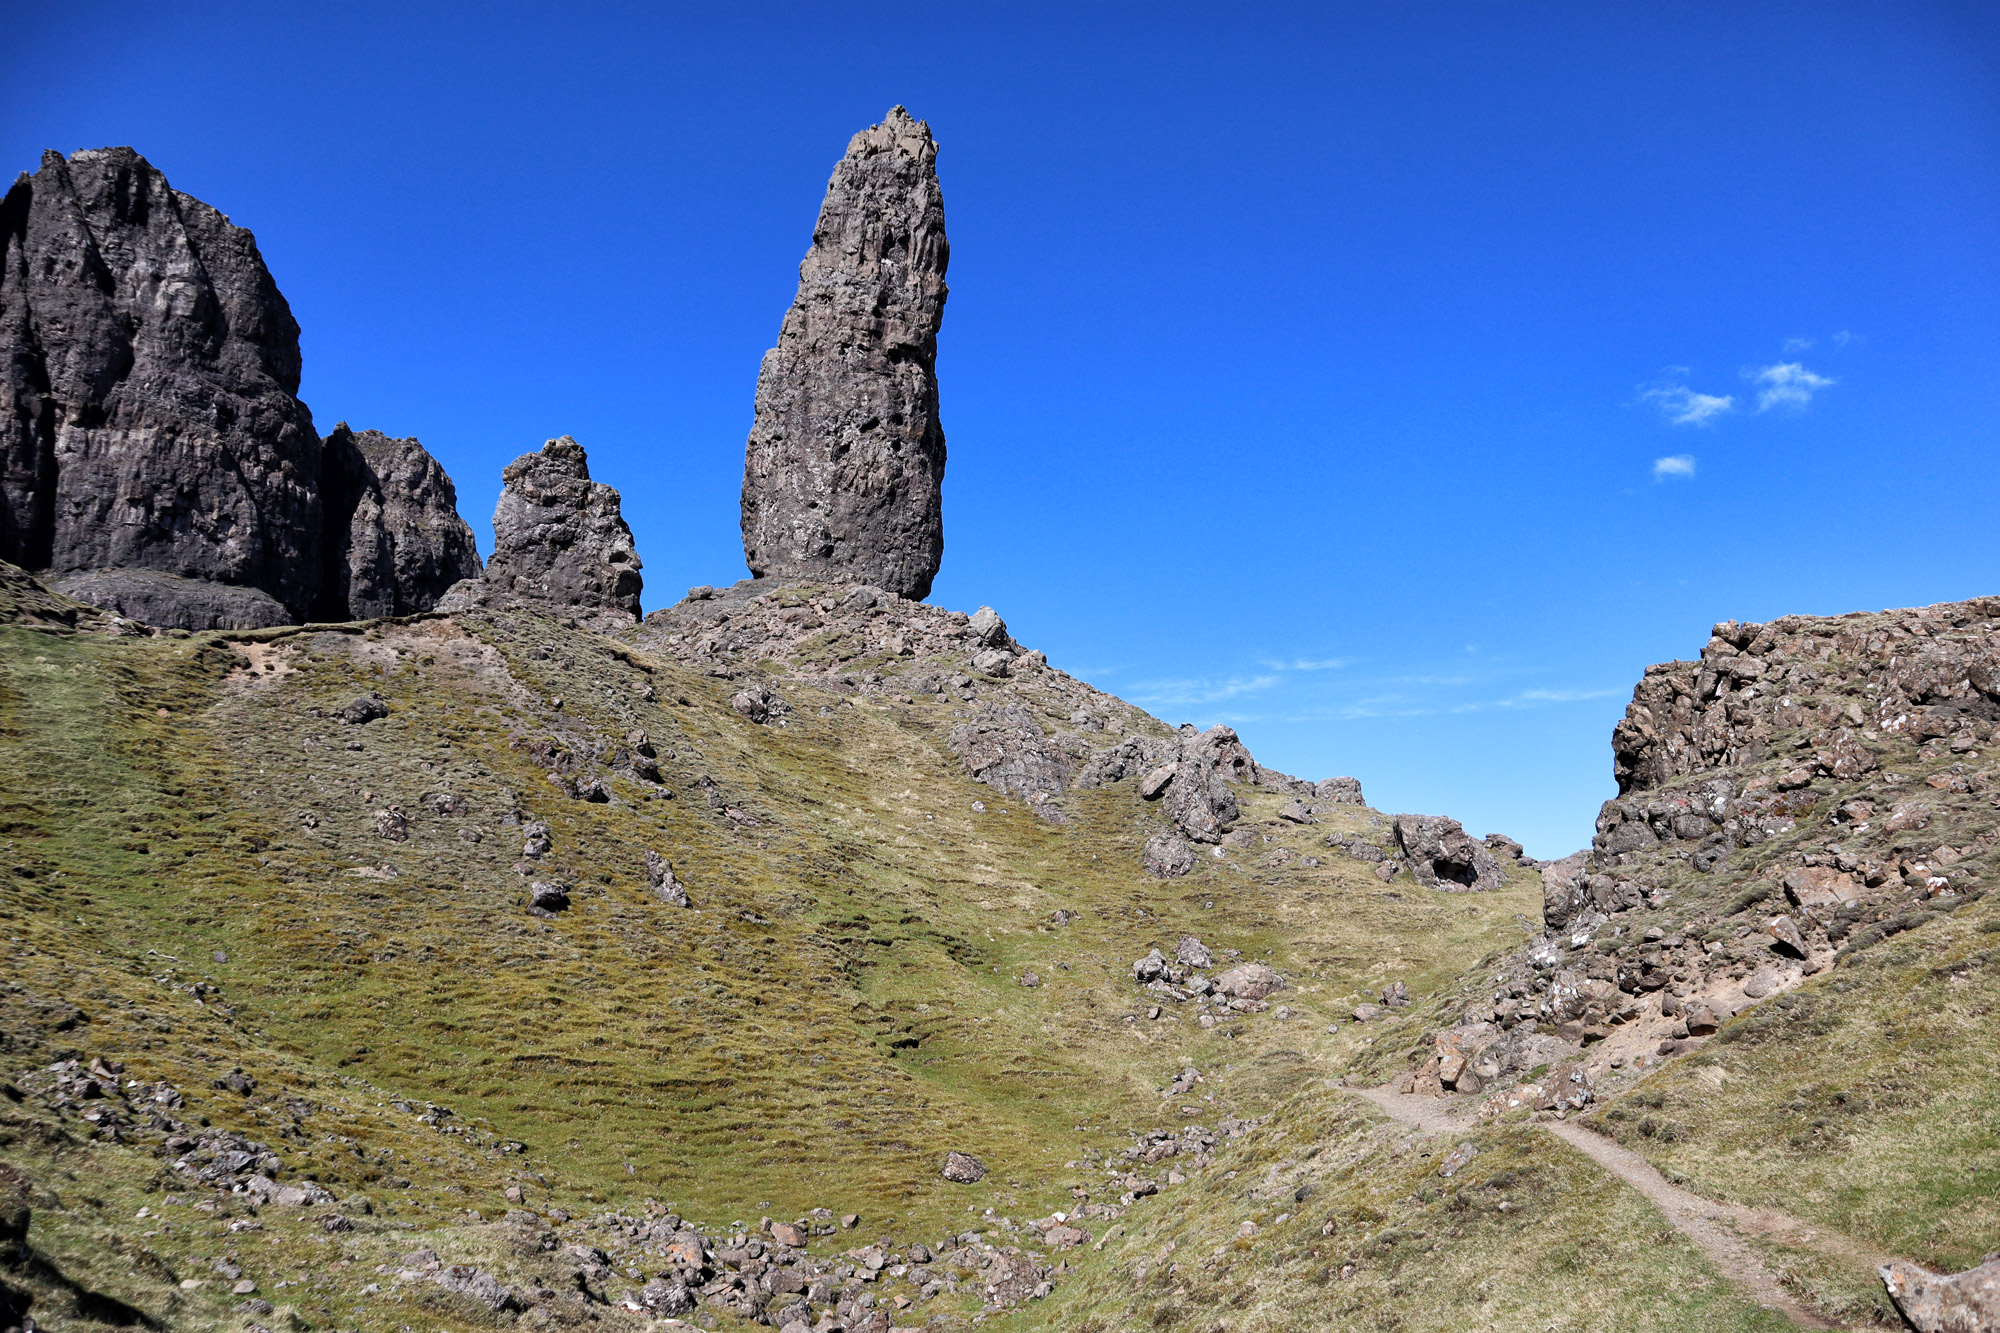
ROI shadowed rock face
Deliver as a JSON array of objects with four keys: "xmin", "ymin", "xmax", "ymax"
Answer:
[
  {"xmin": 0, "ymin": 147, "xmax": 322, "ymax": 617},
  {"xmin": 741, "ymin": 106, "xmax": 948, "ymax": 600},
  {"xmin": 315, "ymin": 424, "xmax": 481, "ymax": 621},
  {"xmin": 469, "ymin": 436, "xmax": 640, "ymax": 623}
]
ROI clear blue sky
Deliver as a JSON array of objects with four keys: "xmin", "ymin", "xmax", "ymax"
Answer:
[{"xmin": 7, "ymin": 2, "xmax": 1998, "ymax": 856}]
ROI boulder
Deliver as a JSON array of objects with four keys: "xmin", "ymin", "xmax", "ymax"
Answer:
[
  {"xmin": 1540, "ymin": 851, "xmax": 1591, "ymax": 930},
  {"xmin": 1882, "ymin": 1257, "xmax": 2000, "ymax": 1333},
  {"xmin": 940, "ymin": 1151, "xmax": 986, "ymax": 1183},
  {"xmin": 646, "ymin": 851, "xmax": 689, "ymax": 908},
  {"xmin": 461, "ymin": 436, "xmax": 641, "ymax": 623},
  {"xmin": 1175, "ymin": 935, "xmax": 1214, "ymax": 968},
  {"xmin": 741, "ymin": 107, "xmax": 949, "ymax": 599},
  {"xmin": 1393, "ymin": 814, "xmax": 1506, "ymax": 893},
  {"xmin": 1214, "ymin": 963, "xmax": 1284, "ymax": 1001},
  {"xmin": 314, "ymin": 424, "xmax": 480, "ymax": 619},
  {"xmin": 1141, "ymin": 831, "xmax": 1195, "ymax": 879},
  {"xmin": 1315, "ymin": 776, "xmax": 1364, "ymax": 805}
]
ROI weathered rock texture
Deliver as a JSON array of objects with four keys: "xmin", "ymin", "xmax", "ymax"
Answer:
[
  {"xmin": 1590, "ymin": 599, "xmax": 2000, "ymax": 870},
  {"xmin": 1, "ymin": 147, "xmax": 322, "ymax": 621},
  {"xmin": 741, "ymin": 107, "xmax": 948, "ymax": 600},
  {"xmin": 1881, "ymin": 1256, "xmax": 2000, "ymax": 1333},
  {"xmin": 461, "ymin": 436, "xmax": 640, "ymax": 624},
  {"xmin": 315, "ymin": 424, "xmax": 481, "ymax": 621},
  {"xmin": 1393, "ymin": 813, "xmax": 1505, "ymax": 893}
]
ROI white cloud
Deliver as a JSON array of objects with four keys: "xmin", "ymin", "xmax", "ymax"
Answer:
[
  {"xmin": 1261, "ymin": 657, "xmax": 1352, "ymax": 672},
  {"xmin": 1641, "ymin": 384, "xmax": 1734, "ymax": 426},
  {"xmin": 1128, "ymin": 675, "xmax": 1280, "ymax": 707},
  {"xmin": 1653, "ymin": 454, "xmax": 1696, "ymax": 481},
  {"xmin": 1832, "ymin": 329, "xmax": 1860, "ymax": 347},
  {"xmin": 1782, "ymin": 336, "xmax": 1814, "ymax": 354},
  {"xmin": 1750, "ymin": 362, "xmax": 1834, "ymax": 411}
]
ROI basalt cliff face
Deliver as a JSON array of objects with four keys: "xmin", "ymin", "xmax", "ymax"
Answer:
[
  {"xmin": 0, "ymin": 149, "xmax": 486, "ymax": 628},
  {"xmin": 740, "ymin": 106, "xmax": 949, "ymax": 600},
  {"xmin": 1, "ymin": 147, "xmax": 324, "ymax": 622}
]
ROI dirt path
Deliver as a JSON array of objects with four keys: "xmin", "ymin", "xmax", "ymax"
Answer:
[{"xmin": 1351, "ymin": 1084, "xmax": 1880, "ymax": 1330}]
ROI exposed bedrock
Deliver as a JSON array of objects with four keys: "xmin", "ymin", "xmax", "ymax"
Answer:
[{"xmin": 315, "ymin": 423, "xmax": 482, "ymax": 621}]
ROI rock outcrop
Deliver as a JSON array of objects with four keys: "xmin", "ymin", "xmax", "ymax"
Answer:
[
  {"xmin": 1, "ymin": 147, "xmax": 323, "ymax": 623},
  {"xmin": 1393, "ymin": 813, "xmax": 1506, "ymax": 892},
  {"xmin": 740, "ymin": 107, "xmax": 948, "ymax": 600},
  {"xmin": 315, "ymin": 424, "xmax": 481, "ymax": 621},
  {"xmin": 1, "ymin": 147, "xmax": 490, "ymax": 629},
  {"xmin": 447, "ymin": 436, "xmax": 640, "ymax": 625}
]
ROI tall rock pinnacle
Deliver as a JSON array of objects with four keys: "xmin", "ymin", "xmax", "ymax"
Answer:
[
  {"xmin": 741, "ymin": 106, "xmax": 948, "ymax": 600},
  {"xmin": 0, "ymin": 147, "xmax": 323, "ymax": 622}
]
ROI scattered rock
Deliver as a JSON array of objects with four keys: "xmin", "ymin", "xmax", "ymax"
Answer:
[
  {"xmin": 1436, "ymin": 1142, "xmax": 1478, "ymax": 1177},
  {"xmin": 1141, "ymin": 830, "xmax": 1195, "ymax": 879},
  {"xmin": 1381, "ymin": 980, "xmax": 1411, "ymax": 1007},
  {"xmin": 741, "ymin": 107, "xmax": 948, "ymax": 600},
  {"xmin": 1277, "ymin": 799, "xmax": 1313, "ymax": 824}
]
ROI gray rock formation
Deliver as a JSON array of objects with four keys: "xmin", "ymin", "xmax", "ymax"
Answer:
[
  {"xmin": 316, "ymin": 424, "xmax": 481, "ymax": 620},
  {"xmin": 1, "ymin": 147, "xmax": 323, "ymax": 622},
  {"xmin": 1393, "ymin": 814, "xmax": 1506, "ymax": 892},
  {"xmin": 48, "ymin": 568, "xmax": 290, "ymax": 629},
  {"xmin": 1881, "ymin": 1256, "xmax": 2000, "ymax": 1333},
  {"xmin": 1159, "ymin": 724, "xmax": 1258, "ymax": 844},
  {"xmin": 448, "ymin": 436, "xmax": 640, "ymax": 624},
  {"xmin": 740, "ymin": 107, "xmax": 948, "ymax": 600}
]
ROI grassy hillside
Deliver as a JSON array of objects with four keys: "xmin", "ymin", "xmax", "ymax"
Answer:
[{"xmin": 2, "ymin": 576, "xmax": 1995, "ymax": 1332}]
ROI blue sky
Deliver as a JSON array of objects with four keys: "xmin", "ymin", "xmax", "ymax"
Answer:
[{"xmin": 6, "ymin": 2, "xmax": 1998, "ymax": 856}]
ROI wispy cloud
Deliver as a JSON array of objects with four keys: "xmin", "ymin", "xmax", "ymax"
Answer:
[
  {"xmin": 1641, "ymin": 383, "xmax": 1734, "ymax": 426},
  {"xmin": 1782, "ymin": 336, "xmax": 1814, "ymax": 354},
  {"xmin": 1750, "ymin": 362, "xmax": 1834, "ymax": 411},
  {"xmin": 1447, "ymin": 687, "xmax": 1623, "ymax": 715},
  {"xmin": 1832, "ymin": 329, "xmax": 1860, "ymax": 347},
  {"xmin": 1653, "ymin": 454, "xmax": 1696, "ymax": 481},
  {"xmin": 1261, "ymin": 657, "xmax": 1352, "ymax": 672},
  {"xmin": 1128, "ymin": 675, "xmax": 1280, "ymax": 707}
]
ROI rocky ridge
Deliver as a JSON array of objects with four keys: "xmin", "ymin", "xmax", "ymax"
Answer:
[
  {"xmin": 1360, "ymin": 597, "xmax": 1999, "ymax": 1139},
  {"xmin": 740, "ymin": 107, "xmax": 949, "ymax": 600}
]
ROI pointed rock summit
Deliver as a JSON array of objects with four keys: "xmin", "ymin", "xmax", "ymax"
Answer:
[
  {"xmin": 442, "ymin": 436, "xmax": 641, "ymax": 626},
  {"xmin": 741, "ymin": 106, "xmax": 948, "ymax": 600}
]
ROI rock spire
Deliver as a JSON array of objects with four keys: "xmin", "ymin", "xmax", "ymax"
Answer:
[
  {"xmin": 447, "ymin": 436, "xmax": 641, "ymax": 626},
  {"xmin": 741, "ymin": 106, "xmax": 948, "ymax": 600}
]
